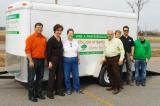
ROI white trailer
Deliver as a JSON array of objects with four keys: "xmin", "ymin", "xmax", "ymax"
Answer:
[{"xmin": 6, "ymin": 1, "xmax": 137, "ymax": 86}]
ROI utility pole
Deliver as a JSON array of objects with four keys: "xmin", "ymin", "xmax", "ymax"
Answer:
[{"xmin": 55, "ymin": 0, "xmax": 58, "ymax": 4}]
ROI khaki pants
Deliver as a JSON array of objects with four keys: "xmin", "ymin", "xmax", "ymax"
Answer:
[{"xmin": 124, "ymin": 53, "xmax": 133, "ymax": 84}]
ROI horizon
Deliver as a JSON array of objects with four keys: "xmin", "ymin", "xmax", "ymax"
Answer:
[{"xmin": 0, "ymin": 0, "xmax": 160, "ymax": 31}]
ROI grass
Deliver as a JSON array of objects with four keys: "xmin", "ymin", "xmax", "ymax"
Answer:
[
  {"xmin": 0, "ymin": 30, "xmax": 5, "ymax": 44},
  {"xmin": 152, "ymin": 48, "xmax": 160, "ymax": 57},
  {"xmin": 146, "ymin": 37, "xmax": 160, "ymax": 43},
  {"xmin": 0, "ymin": 50, "xmax": 5, "ymax": 67},
  {"xmin": 147, "ymin": 36, "xmax": 160, "ymax": 57}
]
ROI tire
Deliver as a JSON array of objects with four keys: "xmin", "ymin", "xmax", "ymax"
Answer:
[{"xmin": 98, "ymin": 64, "xmax": 110, "ymax": 87}]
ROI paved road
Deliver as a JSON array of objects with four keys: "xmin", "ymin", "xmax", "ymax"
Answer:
[
  {"xmin": 0, "ymin": 76, "xmax": 160, "ymax": 106},
  {"xmin": 148, "ymin": 57, "xmax": 160, "ymax": 73},
  {"xmin": 0, "ymin": 57, "xmax": 160, "ymax": 106}
]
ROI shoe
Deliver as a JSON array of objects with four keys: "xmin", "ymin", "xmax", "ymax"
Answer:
[
  {"xmin": 38, "ymin": 95, "xmax": 46, "ymax": 100},
  {"xmin": 35, "ymin": 94, "xmax": 46, "ymax": 100},
  {"xmin": 106, "ymin": 87, "xmax": 113, "ymax": 91},
  {"xmin": 56, "ymin": 92, "xmax": 65, "ymax": 96},
  {"xmin": 120, "ymin": 86, "xmax": 124, "ymax": 89},
  {"xmin": 47, "ymin": 95, "xmax": 55, "ymax": 99},
  {"xmin": 29, "ymin": 97, "xmax": 38, "ymax": 102},
  {"xmin": 76, "ymin": 90, "xmax": 84, "ymax": 94},
  {"xmin": 66, "ymin": 90, "xmax": 72, "ymax": 95},
  {"xmin": 112, "ymin": 89, "xmax": 120, "ymax": 95},
  {"xmin": 141, "ymin": 83, "xmax": 146, "ymax": 86}
]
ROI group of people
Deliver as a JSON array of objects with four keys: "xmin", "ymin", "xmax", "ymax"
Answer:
[
  {"xmin": 25, "ymin": 22, "xmax": 152, "ymax": 102},
  {"xmin": 25, "ymin": 23, "xmax": 82, "ymax": 102},
  {"xmin": 102, "ymin": 26, "xmax": 152, "ymax": 95}
]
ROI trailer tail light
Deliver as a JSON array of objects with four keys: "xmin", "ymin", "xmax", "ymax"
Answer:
[
  {"xmin": 22, "ymin": 2, "xmax": 28, "ymax": 6},
  {"xmin": 8, "ymin": 6, "xmax": 13, "ymax": 9}
]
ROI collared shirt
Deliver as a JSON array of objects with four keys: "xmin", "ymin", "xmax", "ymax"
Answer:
[
  {"xmin": 103, "ymin": 38, "xmax": 125, "ymax": 61},
  {"xmin": 63, "ymin": 40, "xmax": 79, "ymax": 58},
  {"xmin": 120, "ymin": 35, "xmax": 134, "ymax": 53},
  {"xmin": 25, "ymin": 32, "xmax": 46, "ymax": 59},
  {"xmin": 134, "ymin": 39, "xmax": 152, "ymax": 60}
]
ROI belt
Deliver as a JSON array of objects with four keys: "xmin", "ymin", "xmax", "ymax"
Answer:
[
  {"xmin": 105, "ymin": 55, "xmax": 120, "ymax": 59},
  {"xmin": 32, "ymin": 58, "xmax": 45, "ymax": 60}
]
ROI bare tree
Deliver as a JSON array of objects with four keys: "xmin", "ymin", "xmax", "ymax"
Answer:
[
  {"xmin": 125, "ymin": 0, "xmax": 149, "ymax": 31},
  {"xmin": 126, "ymin": 1, "xmax": 136, "ymax": 13}
]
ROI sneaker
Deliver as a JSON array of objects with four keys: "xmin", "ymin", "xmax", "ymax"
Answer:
[
  {"xmin": 36, "ymin": 94, "xmax": 46, "ymax": 100},
  {"xmin": 66, "ymin": 90, "xmax": 72, "ymax": 95},
  {"xmin": 29, "ymin": 97, "xmax": 38, "ymax": 102},
  {"xmin": 141, "ymin": 83, "xmax": 146, "ymax": 86}
]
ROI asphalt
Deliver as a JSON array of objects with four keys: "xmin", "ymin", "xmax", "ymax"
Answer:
[{"xmin": 0, "ymin": 57, "xmax": 160, "ymax": 106}]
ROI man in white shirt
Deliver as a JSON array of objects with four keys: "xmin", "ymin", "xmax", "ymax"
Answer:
[{"xmin": 102, "ymin": 30, "xmax": 125, "ymax": 94}]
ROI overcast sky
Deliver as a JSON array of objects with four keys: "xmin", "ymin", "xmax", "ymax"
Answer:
[{"xmin": 0, "ymin": 0, "xmax": 160, "ymax": 31}]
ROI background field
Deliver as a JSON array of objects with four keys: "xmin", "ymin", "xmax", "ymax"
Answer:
[
  {"xmin": 147, "ymin": 37, "xmax": 160, "ymax": 57},
  {"xmin": 0, "ymin": 30, "xmax": 5, "ymax": 71},
  {"xmin": 146, "ymin": 36, "xmax": 160, "ymax": 43}
]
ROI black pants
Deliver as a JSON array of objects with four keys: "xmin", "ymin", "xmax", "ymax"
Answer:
[
  {"xmin": 47, "ymin": 56, "xmax": 64, "ymax": 96},
  {"xmin": 28, "ymin": 58, "xmax": 45, "ymax": 98},
  {"xmin": 105, "ymin": 56, "xmax": 120, "ymax": 90}
]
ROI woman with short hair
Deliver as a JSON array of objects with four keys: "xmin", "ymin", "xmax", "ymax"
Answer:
[
  {"xmin": 115, "ymin": 30, "xmax": 122, "ymax": 38},
  {"xmin": 63, "ymin": 28, "xmax": 82, "ymax": 95},
  {"xmin": 46, "ymin": 24, "xmax": 65, "ymax": 99}
]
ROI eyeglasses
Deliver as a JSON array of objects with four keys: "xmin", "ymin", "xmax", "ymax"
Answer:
[
  {"xmin": 70, "ymin": 43, "xmax": 72, "ymax": 47},
  {"xmin": 124, "ymin": 30, "xmax": 129, "ymax": 32}
]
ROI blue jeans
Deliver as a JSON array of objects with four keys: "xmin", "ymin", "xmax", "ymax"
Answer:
[
  {"xmin": 64, "ymin": 57, "xmax": 80, "ymax": 92},
  {"xmin": 134, "ymin": 59, "xmax": 147, "ymax": 84}
]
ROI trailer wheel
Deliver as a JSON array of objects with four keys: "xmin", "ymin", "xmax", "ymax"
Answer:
[{"xmin": 98, "ymin": 65, "xmax": 110, "ymax": 87}]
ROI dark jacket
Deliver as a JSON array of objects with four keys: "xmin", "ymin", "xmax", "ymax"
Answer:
[{"xmin": 46, "ymin": 36, "xmax": 63, "ymax": 62}]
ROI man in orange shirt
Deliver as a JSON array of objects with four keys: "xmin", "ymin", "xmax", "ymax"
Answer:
[{"xmin": 25, "ymin": 23, "xmax": 46, "ymax": 102}]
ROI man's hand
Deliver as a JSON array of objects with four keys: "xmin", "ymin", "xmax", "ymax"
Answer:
[
  {"xmin": 146, "ymin": 59, "xmax": 149, "ymax": 64},
  {"xmin": 118, "ymin": 60, "xmax": 123, "ymax": 65},
  {"xmin": 130, "ymin": 55, "xmax": 134, "ymax": 62},
  {"xmin": 29, "ymin": 61, "xmax": 34, "ymax": 68},
  {"xmin": 26, "ymin": 54, "xmax": 34, "ymax": 68},
  {"xmin": 48, "ymin": 62, "xmax": 53, "ymax": 69}
]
